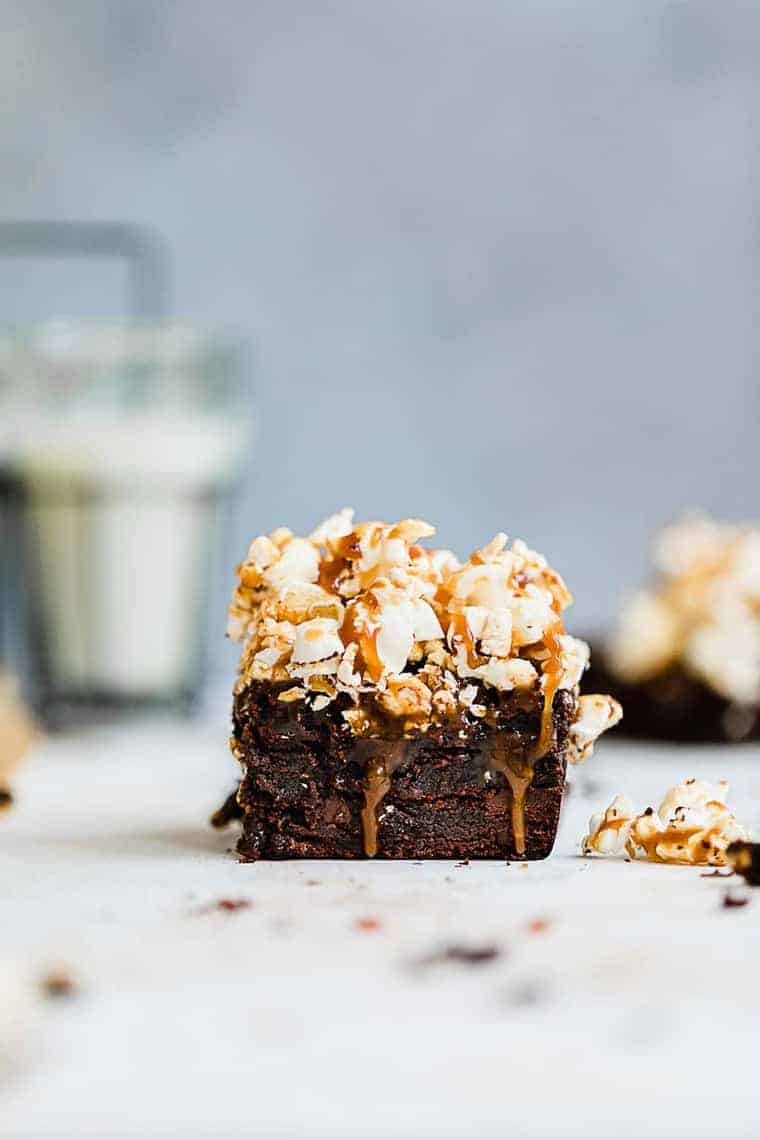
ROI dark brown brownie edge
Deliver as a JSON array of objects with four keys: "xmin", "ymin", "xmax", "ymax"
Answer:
[{"xmin": 227, "ymin": 682, "xmax": 576, "ymax": 861}]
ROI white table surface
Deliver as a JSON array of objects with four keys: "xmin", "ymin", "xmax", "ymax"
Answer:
[{"xmin": 3, "ymin": 716, "xmax": 760, "ymax": 1140}]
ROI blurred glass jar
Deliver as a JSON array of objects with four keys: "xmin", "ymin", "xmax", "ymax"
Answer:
[{"xmin": 0, "ymin": 322, "xmax": 252, "ymax": 722}]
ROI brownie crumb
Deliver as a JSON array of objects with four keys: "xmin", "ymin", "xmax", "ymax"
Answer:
[
  {"xmin": 416, "ymin": 944, "xmax": 501, "ymax": 969},
  {"xmin": 210, "ymin": 791, "xmax": 243, "ymax": 830},
  {"xmin": 217, "ymin": 898, "xmax": 251, "ymax": 912},
  {"xmin": 355, "ymin": 917, "xmax": 382, "ymax": 932},
  {"xmin": 527, "ymin": 918, "xmax": 551, "ymax": 935},
  {"xmin": 0, "ymin": 787, "xmax": 13, "ymax": 811},
  {"xmin": 727, "ymin": 841, "xmax": 760, "ymax": 886},
  {"xmin": 723, "ymin": 888, "xmax": 750, "ymax": 909},
  {"xmin": 41, "ymin": 969, "xmax": 78, "ymax": 999},
  {"xmin": 196, "ymin": 898, "xmax": 252, "ymax": 914},
  {"xmin": 455, "ymin": 859, "xmax": 470, "ymax": 868}
]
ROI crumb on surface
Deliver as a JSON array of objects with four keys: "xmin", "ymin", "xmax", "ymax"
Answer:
[
  {"xmin": 196, "ymin": 898, "xmax": 252, "ymax": 914},
  {"xmin": 41, "ymin": 968, "xmax": 79, "ymax": 999},
  {"xmin": 210, "ymin": 791, "xmax": 243, "ymax": 830},
  {"xmin": 527, "ymin": 918, "xmax": 551, "ymax": 934},
  {"xmin": 355, "ymin": 917, "xmax": 382, "ymax": 932},
  {"xmin": 723, "ymin": 888, "xmax": 750, "ymax": 909},
  {"xmin": 415, "ymin": 944, "xmax": 501, "ymax": 969}
]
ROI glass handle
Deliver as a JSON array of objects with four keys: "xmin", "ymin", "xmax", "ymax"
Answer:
[{"xmin": 0, "ymin": 221, "xmax": 170, "ymax": 324}]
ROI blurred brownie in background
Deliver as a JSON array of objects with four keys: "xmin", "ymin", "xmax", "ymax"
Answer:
[{"xmin": 585, "ymin": 515, "xmax": 760, "ymax": 743}]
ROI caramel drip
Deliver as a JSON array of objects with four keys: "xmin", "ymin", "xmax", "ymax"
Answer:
[
  {"xmin": 533, "ymin": 622, "xmax": 564, "ymax": 761},
  {"xmin": 489, "ymin": 735, "xmax": 533, "ymax": 857},
  {"xmin": 333, "ymin": 532, "xmax": 362, "ymax": 560},
  {"xmin": 447, "ymin": 612, "xmax": 479, "ymax": 667},
  {"xmin": 361, "ymin": 762, "xmax": 391, "ymax": 858},
  {"xmin": 318, "ymin": 557, "xmax": 344, "ymax": 593},
  {"xmin": 318, "ymin": 531, "xmax": 360, "ymax": 592},
  {"xmin": 340, "ymin": 598, "xmax": 384, "ymax": 684},
  {"xmin": 359, "ymin": 740, "xmax": 407, "ymax": 857}
]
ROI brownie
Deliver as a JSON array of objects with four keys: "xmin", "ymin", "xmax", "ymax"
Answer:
[
  {"xmin": 220, "ymin": 510, "xmax": 622, "ymax": 860},
  {"xmin": 225, "ymin": 681, "xmax": 576, "ymax": 861},
  {"xmin": 585, "ymin": 648, "xmax": 760, "ymax": 744}
]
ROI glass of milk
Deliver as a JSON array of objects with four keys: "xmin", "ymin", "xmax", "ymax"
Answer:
[{"xmin": 0, "ymin": 322, "xmax": 251, "ymax": 721}]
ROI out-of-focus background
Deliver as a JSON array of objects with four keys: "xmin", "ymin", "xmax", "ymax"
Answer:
[
  {"xmin": 2, "ymin": 0, "xmax": 759, "ymax": 710},
  {"xmin": 5, "ymin": 9, "xmax": 760, "ymax": 1136}
]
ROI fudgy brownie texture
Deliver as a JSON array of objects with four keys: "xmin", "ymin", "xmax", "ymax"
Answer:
[
  {"xmin": 229, "ymin": 681, "xmax": 576, "ymax": 860},
  {"xmin": 585, "ymin": 649, "xmax": 760, "ymax": 744}
]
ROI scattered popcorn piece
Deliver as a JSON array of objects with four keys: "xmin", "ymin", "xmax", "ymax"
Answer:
[
  {"xmin": 568, "ymin": 694, "xmax": 623, "ymax": 763},
  {"xmin": 582, "ymin": 778, "xmax": 749, "ymax": 865}
]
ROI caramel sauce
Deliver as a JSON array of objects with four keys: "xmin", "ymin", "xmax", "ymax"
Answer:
[
  {"xmin": 361, "ymin": 762, "xmax": 391, "ymax": 858},
  {"xmin": 340, "ymin": 598, "xmax": 384, "ymax": 684},
  {"xmin": 447, "ymin": 612, "xmax": 479, "ymax": 668},
  {"xmin": 359, "ymin": 740, "xmax": 408, "ymax": 857},
  {"xmin": 318, "ymin": 557, "xmax": 344, "ymax": 593},
  {"xmin": 333, "ymin": 532, "xmax": 362, "ymax": 560},
  {"xmin": 639, "ymin": 823, "xmax": 722, "ymax": 864},
  {"xmin": 532, "ymin": 622, "xmax": 564, "ymax": 762},
  {"xmin": 482, "ymin": 621, "xmax": 564, "ymax": 856},
  {"xmin": 602, "ymin": 816, "xmax": 629, "ymax": 833},
  {"xmin": 489, "ymin": 733, "xmax": 533, "ymax": 857},
  {"xmin": 434, "ymin": 578, "xmax": 454, "ymax": 612},
  {"xmin": 307, "ymin": 675, "xmax": 336, "ymax": 696},
  {"xmin": 318, "ymin": 532, "xmax": 362, "ymax": 592}
]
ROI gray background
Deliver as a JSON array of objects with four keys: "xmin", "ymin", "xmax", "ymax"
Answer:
[{"xmin": 2, "ymin": 0, "xmax": 758, "ymax": 635}]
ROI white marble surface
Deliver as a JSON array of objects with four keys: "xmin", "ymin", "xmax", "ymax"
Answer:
[{"xmin": 3, "ymin": 720, "xmax": 760, "ymax": 1139}]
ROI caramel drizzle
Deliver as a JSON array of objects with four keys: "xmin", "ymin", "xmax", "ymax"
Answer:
[
  {"xmin": 447, "ymin": 611, "xmax": 479, "ymax": 667},
  {"xmin": 489, "ymin": 735, "xmax": 533, "ymax": 857},
  {"xmin": 532, "ymin": 622, "xmax": 564, "ymax": 762},
  {"xmin": 340, "ymin": 597, "xmax": 384, "ymax": 684},
  {"xmin": 491, "ymin": 622, "xmax": 564, "ymax": 858},
  {"xmin": 330, "ymin": 538, "xmax": 570, "ymax": 860},
  {"xmin": 639, "ymin": 822, "xmax": 726, "ymax": 864},
  {"xmin": 361, "ymin": 761, "xmax": 392, "ymax": 858},
  {"xmin": 360, "ymin": 740, "xmax": 407, "ymax": 857}
]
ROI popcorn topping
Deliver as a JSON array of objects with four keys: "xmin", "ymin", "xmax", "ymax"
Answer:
[
  {"xmin": 608, "ymin": 514, "xmax": 760, "ymax": 703},
  {"xmin": 229, "ymin": 510, "xmax": 616, "ymax": 750},
  {"xmin": 582, "ymin": 778, "xmax": 748, "ymax": 865}
]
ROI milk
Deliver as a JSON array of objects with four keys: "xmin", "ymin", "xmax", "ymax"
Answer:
[{"xmin": 8, "ymin": 410, "xmax": 246, "ymax": 702}]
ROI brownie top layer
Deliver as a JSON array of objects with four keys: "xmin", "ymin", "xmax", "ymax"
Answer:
[
  {"xmin": 606, "ymin": 513, "xmax": 760, "ymax": 705},
  {"xmin": 227, "ymin": 509, "xmax": 621, "ymax": 759}
]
